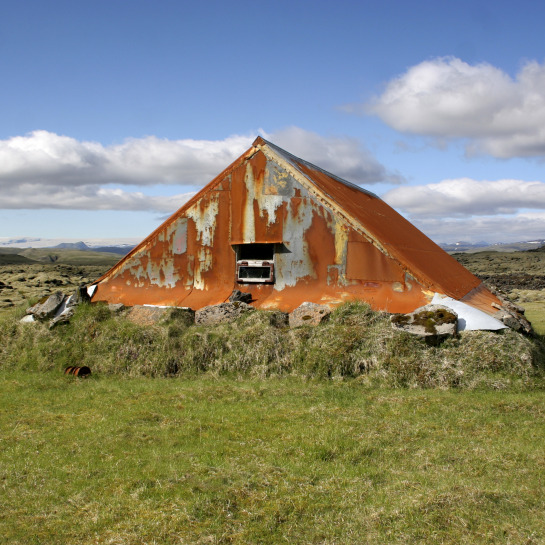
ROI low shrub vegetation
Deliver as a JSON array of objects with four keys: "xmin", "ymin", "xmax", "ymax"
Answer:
[{"xmin": 1, "ymin": 301, "xmax": 544, "ymax": 390}]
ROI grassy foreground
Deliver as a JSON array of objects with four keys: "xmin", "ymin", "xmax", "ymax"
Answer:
[{"xmin": 1, "ymin": 371, "xmax": 544, "ymax": 544}]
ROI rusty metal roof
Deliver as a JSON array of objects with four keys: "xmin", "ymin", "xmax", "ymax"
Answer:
[
  {"xmin": 92, "ymin": 137, "xmax": 498, "ymax": 313},
  {"xmin": 253, "ymin": 137, "xmax": 482, "ymax": 300}
]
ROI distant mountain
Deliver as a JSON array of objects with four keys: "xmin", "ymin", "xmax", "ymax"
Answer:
[
  {"xmin": 91, "ymin": 246, "xmax": 134, "ymax": 255},
  {"xmin": 0, "ymin": 237, "xmax": 140, "ymax": 252},
  {"xmin": 440, "ymin": 239, "xmax": 545, "ymax": 253},
  {"xmin": 439, "ymin": 241, "xmax": 489, "ymax": 252},
  {"xmin": 49, "ymin": 241, "xmax": 132, "ymax": 255},
  {"xmin": 52, "ymin": 241, "xmax": 90, "ymax": 250}
]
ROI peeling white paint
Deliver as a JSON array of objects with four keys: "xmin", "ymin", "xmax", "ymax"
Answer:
[
  {"xmin": 243, "ymin": 163, "xmax": 284, "ymax": 236},
  {"xmin": 187, "ymin": 194, "xmax": 219, "ymax": 247},
  {"xmin": 193, "ymin": 246, "xmax": 213, "ymax": 290},
  {"xmin": 169, "ymin": 218, "xmax": 187, "ymax": 255},
  {"xmin": 275, "ymin": 198, "xmax": 317, "ymax": 289}
]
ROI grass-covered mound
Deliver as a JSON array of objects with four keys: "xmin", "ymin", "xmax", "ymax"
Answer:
[{"xmin": 2, "ymin": 301, "xmax": 544, "ymax": 389}]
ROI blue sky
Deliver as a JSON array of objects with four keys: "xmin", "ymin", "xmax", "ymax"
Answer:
[{"xmin": 2, "ymin": 0, "xmax": 545, "ymax": 244}]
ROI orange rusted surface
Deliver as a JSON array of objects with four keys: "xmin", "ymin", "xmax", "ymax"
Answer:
[
  {"xmin": 91, "ymin": 137, "xmax": 499, "ymax": 316},
  {"xmin": 461, "ymin": 283, "xmax": 503, "ymax": 314}
]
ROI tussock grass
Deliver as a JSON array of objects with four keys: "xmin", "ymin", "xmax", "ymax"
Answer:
[{"xmin": 1, "ymin": 301, "xmax": 544, "ymax": 389}]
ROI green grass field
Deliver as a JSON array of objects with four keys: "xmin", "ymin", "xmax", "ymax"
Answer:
[
  {"xmin": 1, "ymin": 371, "xmax": 544, "ymax": 544},
  {"xmin": 523, "ymin": 301, "xmax": 545, "ymax": 335}
]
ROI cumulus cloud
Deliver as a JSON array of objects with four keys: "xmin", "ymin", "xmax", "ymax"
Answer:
[
  {"xmin": 383, "ymin": 178, "xmax": 545, "ymax": 217},
  {"xmin": 0, "ymin": 184, "xmax": 195, "ymax": 213},
  {"xmin": 0, "ymin": 127, "xmax": 397, "ymax": 211},
  {"xmin": 265, "ymin": 126, "xmax": 405, "ymax": 185},
  {"xmin": 382, "ymin": 178, "xmax": 545, "ymax": 243},
  {"xmin": 357, "ymin": 57, "xmax": 545, "ymax": 158},
  {"xmin": 0, "ymin": 130, "xmax": 252, "ymax": 187},
  {"xmin": 410, "ymin": 213, "xmax": 545, "ymax": 244}
]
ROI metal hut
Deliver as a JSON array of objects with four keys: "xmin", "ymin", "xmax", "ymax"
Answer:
[{"xmin": 89, "ymin": 137, "xmax": 501, "ymax": 316}]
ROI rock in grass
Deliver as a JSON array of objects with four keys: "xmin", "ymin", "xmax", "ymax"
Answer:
[
  {"xmin": 49, "ymin": 306, "xmax": 75, "ymax": 329},
  {"xmin": 229, "ymin": 289, "xmax": 252, "ymax": 304},
  {"xmin": 26, "ymin": 291, "xmax": 65, "ymax": 320},
  {"xmin": 67, "ymin": 285, "xmax": 91, "ymax": 306},
  {"xmin": 289, "ymin": 302, "xmax": 331, "ymax": 328},
  {"xmin": 390, "ymin": 304, "xmax": 458, "ymax": 339}
]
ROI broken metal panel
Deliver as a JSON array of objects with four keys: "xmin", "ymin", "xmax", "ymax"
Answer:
[{"xmin": 432, "ymin": 294, "xmax": 507, "ymax": 331}]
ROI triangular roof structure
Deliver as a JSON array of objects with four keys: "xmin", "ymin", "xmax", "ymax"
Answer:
[{"xmin": 90, "ymin": 137, "xmax": 500, "ymax": 315}]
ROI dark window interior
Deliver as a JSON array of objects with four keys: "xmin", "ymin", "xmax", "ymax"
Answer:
[
  {"xmin": 237, "ymin": 243, "xmax": 275, "ymax": 260},
  {"xmin": 238, "ymin": 265, "xmax": 273, "ymax": 280}
]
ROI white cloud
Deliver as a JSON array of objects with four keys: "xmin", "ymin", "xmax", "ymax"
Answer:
[
  {"xmin": 264, "ymin": 126, "xmax": 404, "ymax": 184},
  {"xmin": 359, "ymin": 57, "xmax": 545, "ymax": 158},
  {"xmin": 382, "ymin": 178, "xmax": 545, "ymax": 243},
  {"xmin": 0, "ymin": 130, "xmax": 252, "ymax": 187},
  {"xmin": 411, "ymin": 213, "xmax": 545, "ymax": 244},
  {"xmin": 383, "ymin": 178, "xmax": 545, "ymax": 217},
  {"xmin": 0, "ymin": 127, "xmax": 398, "ymax": 211},
  {"xmin": 0, "ymin": 183, "xmax": 195, "ymax": 213}
]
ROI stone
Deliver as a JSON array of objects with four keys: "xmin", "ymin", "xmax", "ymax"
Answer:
[
  {"xmin": 67, "ymin": 285, "xmax": 91, "ymax": 307},
  {"xmin": 27, "ymin": 292, "xmax": 66, "ymax": 320},
  {"xmin": 126, "ymin": 305, "xmax": 169, "ymax": 326},
  {"xmin": 195, "ymin": 301, "xmax": 254, "ymax": 325},
  {"xmin": 390, "ymin": 304, "xmax": 458, "ymax": 339},
  {"xmin": 49, "ymin": 306, "xmax": 75, "ymax": 329},
  {"xmin": 289, "ymin": 302, "xmax": 331, "ymax": 328},
  {"xmin": 229, "ymin": 290, "xmax": 252, "ymax": 304},
  {"xmin": 493, "ymin": 310, "xmax": 528, "ymax": 333},
  {"xmin": 108, "ymin": 303, "xmax": 125, "ymax": 313},
  {"xmin": 488, "ymin": 286, "xmax": 533, "ymax": 334},
  {"xmin": 20, "ymin": 314, "xmax": 36, "ymax": 324}
]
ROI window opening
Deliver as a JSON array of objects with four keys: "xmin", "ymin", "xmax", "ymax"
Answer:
[
  {"xmin": 238, "ymin": 243, "xmax": 275, "ymax": 260},
  {"xmin": 234, "ymin": 243, "xmax": 276, "ymax": 283}
]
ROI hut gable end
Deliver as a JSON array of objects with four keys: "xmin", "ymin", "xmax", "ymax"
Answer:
[{"xmin": 90, "ymin": 138, "xmax": 500, "ymax": 315}]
